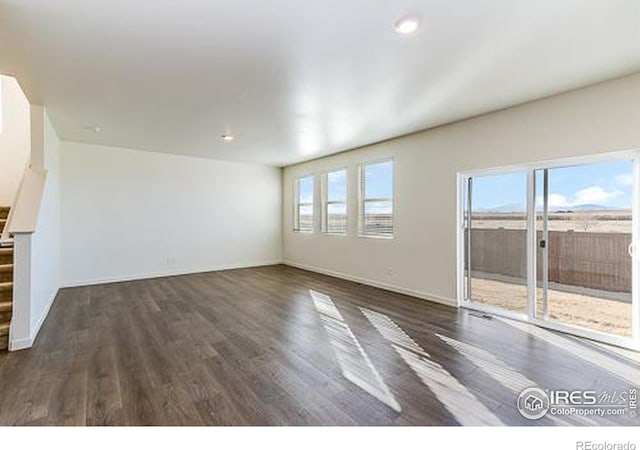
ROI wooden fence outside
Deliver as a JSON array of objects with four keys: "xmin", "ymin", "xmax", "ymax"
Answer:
[{"xmin": 470, "ymin": 229, "xmax": 632, "ymax": 293}]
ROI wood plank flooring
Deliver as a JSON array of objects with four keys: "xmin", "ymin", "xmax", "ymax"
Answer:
[{"xmin": 0, "ymin": 264, "xmax": 638, "ymax": 425}]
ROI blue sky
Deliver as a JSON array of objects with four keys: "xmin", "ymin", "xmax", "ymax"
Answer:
[
  {"xmin": 299, "ymin": 175, "xmax": 314, "ymax": 203},
  {"xmin": 299, "ymin": 161, "xmax": 392, "ymax": 208},
  {"xmin": 471, "ymin": 159, "xmax": 633, "ymax": 211},
  {"xmin": 327, "ymin": 169, "xmax": 347, "ymax": 201},
  {"xmin": 364, "ymin": 160, "xmax": 393, "ymax": 199}
]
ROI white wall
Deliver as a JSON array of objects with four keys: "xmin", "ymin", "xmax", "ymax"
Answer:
[
  {"xmin": 60, "ymin": 142, "xmax": 282, "ymax": 286},
  {"xmin": 0, "ymin": 75, "xmax": 31, "ymax": 206},
  {"xmin": 30, "ymin": 107, "xmax": 61, "ymax": 334},
  {"xmin": 283, "ymin": 73, "xmax": 640, "ymax": 306},
  {"xmin": 9, "ymin": 106, "xmax": 62, "ymax": 350}
]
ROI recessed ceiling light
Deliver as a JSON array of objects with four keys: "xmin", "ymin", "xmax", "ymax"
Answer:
[
  {"xmin": 395, "ymin": 15, "xmax": 420, "ymax": 34},
  {"xmin": 221, "ymin": 134, "xmax": 234, "ymax": 142},
  {"xmin": 85, "ymin": 125, "xmax": 101, "ymax": 133}
]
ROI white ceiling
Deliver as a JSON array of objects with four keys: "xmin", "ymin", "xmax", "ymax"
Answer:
[{"xmin": 1, "ymin": 0, "xmax": 639, "ymax": 167}]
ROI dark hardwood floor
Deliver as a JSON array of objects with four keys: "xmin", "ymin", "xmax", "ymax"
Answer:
[{"xmin": 0, "ymin": 264, "xmax": 638, "ymax": 425}]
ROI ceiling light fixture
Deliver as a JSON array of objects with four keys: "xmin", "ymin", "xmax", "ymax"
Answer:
[
  {"xmin": 395, "ymin": 15, "xmax": 420, "ymax": 34},
  {"xmin": 221, "ymin": 134, "xmax": 234, "ymax": 142}
]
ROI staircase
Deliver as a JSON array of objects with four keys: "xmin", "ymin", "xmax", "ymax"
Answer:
[{"xmin": 0, "ymin": 206, "xmax": 13, "ymax": 351}]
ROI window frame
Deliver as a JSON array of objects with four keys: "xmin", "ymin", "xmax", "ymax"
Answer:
[
  {"xmin": 321, "ymin": 168, "xmax": 348, "ymax": 236},
  {"xmin": 293, "ymin": 174, "xmax": 315, "ymax": 233},
  {"xmin": 358, "ymin": 157, "xmax": 395, "ymax": 239}
]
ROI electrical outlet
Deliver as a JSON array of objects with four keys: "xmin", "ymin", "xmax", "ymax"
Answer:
[
  {"xmin": 166, "ymin": 257, "xmax": 176, "ymax": 266},
  {"xmin": 386, "ymin": 267, "xmax": 393, "ymax": 276}
]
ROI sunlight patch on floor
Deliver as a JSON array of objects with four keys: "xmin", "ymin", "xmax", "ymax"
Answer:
[
  {"xmin": 436, "ymin": 333, "xmax": 534, "ymax": 392},
  {"xmin": 360, "ymin": 308, "xmax": 503, "ymax": 426},
  {"xmin": 309, "ymin": 290, "xmax": 401, "ymax": 412}
]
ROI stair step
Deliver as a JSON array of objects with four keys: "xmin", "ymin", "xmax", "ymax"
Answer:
[
  {"xmin": 0, "ymin": 304, "xmax": 11, "ymax": 331},
  {"xmin": 0, "ymin": 303, "xmax": 11, "ymax": 323},
  {"xmin": 0, "ymin": 282, "xmax": 12, "ymax": 292},
  {"xmin": 0, "ymin": 205, "xmax": 12, "ymax": 352},
  {"xmin": 0, "ymin": 282, "xmax": 12, "ymax": 304},
  {"xmin": 0, "ymin": 249, "xmax": 12, "ymax": 266}
]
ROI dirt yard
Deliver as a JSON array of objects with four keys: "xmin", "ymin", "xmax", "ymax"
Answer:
[
  {"xmin": 471, "ymin": 210, "xmax": 631, "ymax": 233},
  {"xmin": 470, "ymin": 277, "xmax": 632, "ymax": 337}
]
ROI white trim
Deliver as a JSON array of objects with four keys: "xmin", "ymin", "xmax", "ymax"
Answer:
[
  {"xmin": 61, "ymin": 259, "xmax": 284, "ymax": 288},
  {"xmin": 456, "ymin": 173, "xmax": 464, "ymax": 307},
  {"xmin": 293, "ymin": 174, "xmax": 315, "ymax": 233},
  {"xmin": 292, "ymin": 174, "xmax": 299, "ymax": 231},
  {"xmin": 9, "ymin": 336, "xmax": 34, "ymax": 351},
  {"xmin": 320, "ymin": 167, "xmax": 348, "ymax": 235},
  {"xmin": 462, "ymin": 297, "xmax": 639, "ymax": 350},
  {"xmin": 284, "ymin": 260, "xmax": 457, "ymax": 308},
  {"xmin": 461, "ymin": 300, "xmax": 528, "ymax": 322},
  {"xmin": 30, "ymin": 288, "xmax": 57, "ymax": 344},
  {"xmin": 356, "ymin": 233, "xmax": 394, "ymax": 241},
  {"xmin": 9, "ymin": 288, "xmax": 57, "ymax": 351},
  {"xmin": 632, "ymin": 155, "xmax": 640, "ymax": 342},
  {"xmin": 5, "ymin": 168, "xmax": 47, "ymax": 237},
  {"xmin": 531, "ymin": 316, "xmax": 639, "ymax": 351},
  {"xmin": 526, "ymin": 169, "xmax": 536, "ymax": 322}
]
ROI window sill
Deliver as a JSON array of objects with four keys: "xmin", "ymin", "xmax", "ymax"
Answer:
[{"xmin": 357, "ymin": 234, "xmax": 394, "ymax": 240}]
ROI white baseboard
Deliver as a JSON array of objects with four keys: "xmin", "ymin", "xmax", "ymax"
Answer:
[
  {"xmin": 10, "ymin": 260, "xmax": 454, "ymax": 350},
  {"xmin": 10, "ymin": 288, "xmax": 58, "ymax": 351},
  {"xmin": 61, "ymin": 259, "xmax": 284, "ymax": 288},
  {"xmin": 283, "ymin": 260, "xmax": 458, "ymax": 308},
  {"xmin": 9, "ymin": 337, "xmax": 33, "ymax": 351},
  {"xmin": 12, "ymin": 260, "xmax": 285, "ymax": 350}
]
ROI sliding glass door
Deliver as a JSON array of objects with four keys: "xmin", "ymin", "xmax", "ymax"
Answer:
[
  {"xmin": 460, "ymin": 153, "xmax": 639, "ymax": 349},
  {"xmin": 534, "ymin": 159, "xmax": 634, "ymax": 338},
  {"xmin": 463, "ymin": 171, "xmax": 528, "ymax": 315}
]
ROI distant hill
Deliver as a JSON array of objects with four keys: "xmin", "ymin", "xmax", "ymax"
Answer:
[
  {"xmin": 552, "ymin": 204, "xmax": 613, "ymax": 212},
  {"xmin": 477, "ymin": 203, "xmax": 525, "ymax": 213},
  {"xmin": 477, "ymin": 203, "xmax": 622, "ymax": 213},
  {"xmin": 567, "ymin": 204, "xmax": 612, "ymax": 210}
]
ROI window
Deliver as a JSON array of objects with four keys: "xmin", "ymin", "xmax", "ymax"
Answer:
[
  {"xmin": 294, "ymin": 175, "xmax": 314, "ymax": 232},
  {"xmin": 322, "ymin": 169, "xmax": 347, "ymax": 234},
  {"xmin": 359, "ymin": 159, "xmax": 393, "ymax": 238}
]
